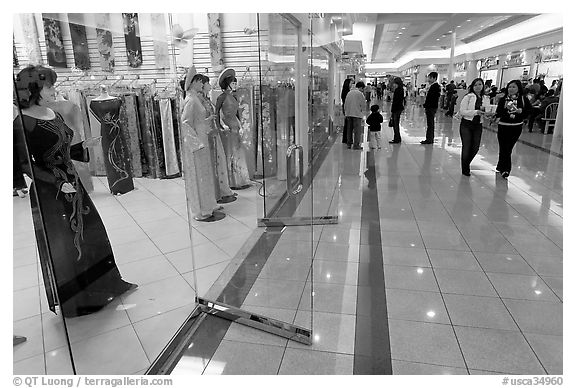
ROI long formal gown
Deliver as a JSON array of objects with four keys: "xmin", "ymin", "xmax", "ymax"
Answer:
[
  {"xmin": 199, "ymin": 93, "xmax": 234, "ymax": 201},
  {"xmin": 89, "ymin": 98, "xmax": 134, "ymax": 194},
  {"xmin": 180, "ymin": 91, "xmax": 219, "ymax": 219},
  {"xmin": 216, "ymin": 91, "xmax": 251, "ymax": 188},
  {"xmin": 14, "ymin": 113, "xmax": 135, "ymax": 318}
]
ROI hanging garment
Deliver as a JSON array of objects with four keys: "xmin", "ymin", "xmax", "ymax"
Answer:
[
  {"xmin": 207, "ymin": 13, "xmax": 224, "ymax": 74},
  {"xmin": 159, "ymin": 98, "xmax": 181, "ymax": 176},
  {"xmin": 275, "ymin": 86, "xmax": 295, "ymax": 181},
  {"xmin": 170, "ymin": 97, "xmax": 183, "ymax": 172},
  {"xmin": 13, "ymin": 35, "xmax": 19, "ymax": 67},
  {"xmin": 19, "ymin": 14, "xmax": 43, "ymax": 65},
  {"xmin": 216, "ymin": 91, "xmax": 251, "ymax": 188},
  {"xmin": 119, "ymin": 94, "xmax": 143, "ymax": 177},
  {"xmin": 85, "ymin": 95, "xmax": 109, "ymax": 176},
  {"xmin": 42, "ymin": 14, "xmax": 67, "ymax": 68},
  {"xmin": 181, "ymin": 92, "xmax": 219, "ymax": 219},
  {"xmin": 69, "ymin": 21, "xmax": 90, "ymax": 70},
  {"xmin": 14, "ymin": 114, "xmax": 135, "ymax": 317},
  {"xmin": 151, "ymin": 99, "xmax": 167, "ymax": 178},
  {"xmin": 46, "ymin": 99, "xmax": 94, "ymax": 192},
  {"xmin": 235, "ymin": 86, "xmax": 256, "ymax": 178},
  {"xmin": 135, "ymin": 89, "xmax": 161, "ymax": 178},
  {"xmin": 150, "ymin": 13, "xmax": 170, "ymax": 69},
  {"xmin": 258, "ymin": 85, "xmax": 278, "ymax": 177},
  {"xmin": 199, "ymin": 93, "xmax": 234, "ymax": 200},
  {"xmin": 95, "ymin": 13, "xmax": 115, "ymax": 72},
  {"xmin": 122, "ymin": 13, "xmax": 143, "ymax": 68},
  {"xmin": 89, "ymin": 98, "xmax": 134, "ymax": 194}
]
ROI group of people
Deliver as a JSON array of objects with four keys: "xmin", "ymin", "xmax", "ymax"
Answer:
[{"xmin": 339, "ymin": 70, "xmax": 562, "ymax": 181}]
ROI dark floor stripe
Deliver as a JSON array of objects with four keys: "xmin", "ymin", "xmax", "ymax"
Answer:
[
  {"xmin": 353, "ymin": 150, "xmax": 393, "ymax": 375},
  {"xmin": 482, "ymin": 124, "xmax": 563, "ymax": 159},
  {"xmin": 168, "ymin": 132, "xmax": 340, "ymax": 373}
]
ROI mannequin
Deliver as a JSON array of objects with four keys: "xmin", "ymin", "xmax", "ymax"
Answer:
[
  {"xmin": 180, "ymin": 71, "xmax": 225, "ymax": 222},
  {"xmin": 14, "ymin": 65, "xmax": 137, "ymax": 317},
  {"xmin": 89, "ymin": 85, "xmax": 134, "ymax": 195},
  {"xmin": 215, "ymin": 68, "xmax": 251, "ymax": 189}
]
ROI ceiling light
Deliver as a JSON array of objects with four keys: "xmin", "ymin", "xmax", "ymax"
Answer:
[
  {"xmin": 480, "ymin": 25, "xmax": 484, "ymax": 27},
  {"xmin": 457, "ymin": 25, "xmax": 461, "ymax": 28},
  {"xmin": 398, "ymin": 32, "xmax": 403, "ymax": 35},
  {"xmin": 467, "ymin": 19, "xmax": 471, "ymax": 22},
  {"xmin": 448, "ymin": 30, "xmax": 453, "ymax": 33},
  {"xmin": 436, "ymin": 38, "xmax": 440, "ymax": 41}
]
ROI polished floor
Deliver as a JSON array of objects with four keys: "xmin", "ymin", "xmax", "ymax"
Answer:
[{"xmin": 13, "ymin": 99, "xmax": 562, "ymax": 375}]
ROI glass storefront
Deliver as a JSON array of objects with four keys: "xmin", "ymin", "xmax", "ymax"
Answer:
[{"xmin": 13, "ymin": 12, "xmax": 342, "ymax": 375}]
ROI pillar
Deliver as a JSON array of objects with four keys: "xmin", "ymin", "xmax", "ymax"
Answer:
[{"xmin": 448, "ymin": 32, "xmax": 456, "ymax": 81}]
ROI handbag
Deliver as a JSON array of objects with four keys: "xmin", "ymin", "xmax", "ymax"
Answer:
[{"xmin": 388, "ymin": 116, "xmax": 394, "ymax": 127}]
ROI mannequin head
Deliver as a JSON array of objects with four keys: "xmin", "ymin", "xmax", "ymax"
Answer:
[
  {"xmin": 15, "ymin": 65, "xmax": 58, "ymax": 108},
  {"xmin": 189, "ymin": 74, "xmax": 210, "ymax": 93},
  {"xmin": 221, "ymin": 76, "xmax": 237, "ymax": 91}
]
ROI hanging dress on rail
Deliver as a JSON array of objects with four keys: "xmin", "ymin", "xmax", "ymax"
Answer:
[{"xmin": 14, "ymin": 113, "xmax": 136, "ymax": 318}]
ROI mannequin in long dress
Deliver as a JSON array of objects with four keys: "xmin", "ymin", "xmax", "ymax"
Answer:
[
  {"xmin": 180, "ymin": 73, "xmax": 225, "ymax": 222},
  {"xmin": 198, "ymin": 87, "xmax": 237, "ymax": 204},
  {"xmin": 89, "ymin": 85, "xmax": 134, "ymax": 195},
  {"xmin": 215, "ymin": 71, "xmax": 251, "ymax": 189},
  {"xmin": 13, "ymin": 65, "xmax": 137, "ymax": 317}
]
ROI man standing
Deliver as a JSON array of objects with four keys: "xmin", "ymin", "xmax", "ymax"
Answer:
[
  {"xmin": 344, "ymin": 81, "xmax": 367, "ymax": 149},
  {"xmin": 421, "ymin": 72, "xmax": 440, "ymax": 144},
  {"xmin": 444, "ymin": 80, "xmax": 456, "ymax": 113}
]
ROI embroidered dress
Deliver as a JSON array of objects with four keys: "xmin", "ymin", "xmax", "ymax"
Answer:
[
  {"xmin": 180, "ymin": 92, "xmax": 218, "ymax": 219},
  {"xmin": 15, "ymin": 113, "xmax": 134, "ymax": 317},
  {"xmin": 199, "ymin": 93, "xmax": 234, "ymax": 200},
  {"xmin": 216, "ymin": 91, "xmax": 251, "ymax": 188}
]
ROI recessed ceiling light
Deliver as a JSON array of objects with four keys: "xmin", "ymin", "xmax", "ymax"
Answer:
[
  {"xmin": 401, "ymin": 27, "xmax": 406, "ymax": 30},
  {"xmin": 448, "ymin": 30, "xmax": 453, "ymax": 33},
  {"xmin": 457, "ymin": 25, "xmax": 461, "ymax": 28},
  {"xmin": 436, "ymin": 38, "xmax": 440, "ymax": 41},
  {"xmin": 398, "ymin": 32, "xmax": 403, "ymax": 35},
  {"xmin": 466, "ymin": 19, "xmax": 471, "ymax": 22}
]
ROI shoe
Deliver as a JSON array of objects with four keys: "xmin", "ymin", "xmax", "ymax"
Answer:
[
  {"xmin": 501, "ymin": 171, "xmax": 509, "ymax": 179},
  {"xmin": 389, "ymin": 140, "xmax": 401, "ymax": 144},
  {"xmin": 420, "ymin": 140, "xmax": 433, "ymax": 144},
  {"xmin": 352, "ymin": 146, "xmax": 363, "ymax": 150},
  {"xmin": 462, "ymin": 171, "xmax": 471, "ymax": 176},
  {"xmin": 347, "ymin": 145, "xmax": 352, "ymax": 149}
]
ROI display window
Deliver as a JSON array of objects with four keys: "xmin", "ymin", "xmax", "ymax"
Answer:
[{"xmin": 13, "ymin": 12, "xmax": 342, "ymax": 375}]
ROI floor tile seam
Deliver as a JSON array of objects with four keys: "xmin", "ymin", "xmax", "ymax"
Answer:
[
  {"xmin": 390, "ymin": 357, "xmax": 470, "ymax": 373},
  {"xmin": 389, "ymin": 316, "xmax": 524, "ymax": 332},
  {"xmin": 471, "ymin": 265, "xmax": 553, "ymax": 374},
  {"xmin": 119, "ymin": 292, "xmax": 196, "ymax": 326},
  {"xmin": 537, "ymin": 277, "xmax": 563, "ymax": 303},
  {"xmin": 391, "ymin": 356, "xmax": 535, "ymax": 375}
]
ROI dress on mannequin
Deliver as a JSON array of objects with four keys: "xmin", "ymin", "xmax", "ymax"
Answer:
[
  {"xmin": 215, "ymin": 89, "xmax": 251, "ymax": 189},
  {"xmin": 14, "ymin": 112, "xmax": 136, "ymax": 317},
  {"xmin": 199, "ymin": 92, "xmax": 236, "ymax": 204},
  {"xmin": 89, "ymin": 87, "xmax": 134, "ymax": 195},
  {"xmin": 180, "ymin": 89, "xmax": 224, "ymax": 221}
]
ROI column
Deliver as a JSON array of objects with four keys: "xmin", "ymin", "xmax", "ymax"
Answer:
[
  {"xmin": 448, "ymin": 32, "xmax": 456, "ymax": 81},
  {"xmin": 466, "ymin": 60, "xmax": 479, "ymax": 84}
]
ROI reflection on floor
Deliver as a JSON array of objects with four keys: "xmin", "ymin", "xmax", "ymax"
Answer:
[
  {"xmin": 13, "ymin": 173, "xmax": 262, "ymax": 374},
  {"xmin": 14, "ymin": 99, "xmax": 562, "ymax": 375},
  {"xmin": 173, "ymin": 100, "xmax": 563, "ymax": 375}
]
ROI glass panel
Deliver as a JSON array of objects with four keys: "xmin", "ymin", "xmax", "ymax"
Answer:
[{"xmin": 13, "ymin": 13, "xmax": 197, "ymax": 374}]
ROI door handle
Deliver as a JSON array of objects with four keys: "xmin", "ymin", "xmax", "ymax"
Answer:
[{"xmin": 286, "ymin": 144, "xmax": 303, "ymax": 196}]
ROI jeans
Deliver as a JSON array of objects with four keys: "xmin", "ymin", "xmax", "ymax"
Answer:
[
  {"xmin": 346, "ymin": 117, "xmax": 363, "ymax": 147},
  {"xmin": 459, "ymin": 119, "xmax": 483, "ymax": 174},
  {"xmin": 391, "ymin": 111, "xmax": 402, "ymax": 142},
  {"xmin": 425, "ymin": 108, "xmax": 437, "ymax": 141},
  {"xmin": 496, "ymin": 124, "xmax": 523, "ymax": 173},
  {"xmin": 369, "ymin": 131, "xmax": 382, "ymax": 148}
]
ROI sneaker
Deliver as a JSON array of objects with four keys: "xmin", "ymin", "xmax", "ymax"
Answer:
[{"xmin": 501, "ymin": 171, "xmax": 509, "ymax": 179}]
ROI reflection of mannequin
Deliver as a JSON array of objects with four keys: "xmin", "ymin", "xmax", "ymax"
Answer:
[
  {"xmin": 215, "ymin": 69, "xmax": 251, "ymax": 189},
  {"xmin": 89, "ymin": 86, "xmax": 134, "ymax": 195},
  {"xmin": 46, "ymin": 97, "xmax": 94, "ymax": 192}
]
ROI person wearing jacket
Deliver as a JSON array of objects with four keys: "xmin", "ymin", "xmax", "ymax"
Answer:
[
  {"xmin": 421, "ymin": 72, "xmax": 441, "ymax": 144},
  {"xmin": 389, "ymin": 77, "xmax": 405, "ymax": 144},
  {"xmin": 344, "ymin": 81, "xmax": 367, "ymax": 149},
  {"xmin": 341, "ymin": 78, "xmax": 353, "ymax": 144},
  {"xmin": 457, "ymin": 78, "xmax": 485, "ymax": 176},
  {"xmin": 494, "ymin": 80, "xmax": 532, "ymax": 179}
]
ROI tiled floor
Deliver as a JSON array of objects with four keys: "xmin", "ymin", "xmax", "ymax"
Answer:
[{"xmin": 13, "ymin": 99, "xmax": 562, "ymax": 375}]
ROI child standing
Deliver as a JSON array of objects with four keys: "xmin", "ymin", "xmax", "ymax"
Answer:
[{"xmin": 367, "ymin": 104, "xmax": 383, "ymax": 149}]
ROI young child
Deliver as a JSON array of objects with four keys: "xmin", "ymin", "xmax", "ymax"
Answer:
[{"xmin": 366, "ymin": 104, "xmax": 383, "ymax": 149}]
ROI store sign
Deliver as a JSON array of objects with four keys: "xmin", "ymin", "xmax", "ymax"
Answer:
[
  {"xmin": 455, "ymin": 62, "xmax": 466, "ymax": 72},
  {"xmin": 480, "ymin": 57, "xmax": 498, "ymax": 69},
  {"xmin": 504, "ymin": 51, "xmax": 527, "ymax": 67},
  {"xmin": 535, "ymin": 44, "xmax": 563, "ymax": 62}
]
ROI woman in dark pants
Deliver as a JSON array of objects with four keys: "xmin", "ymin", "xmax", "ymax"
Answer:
[
  {"xmin": 494, "ymin": 80, "xmax": 532, "ymax": 179},
  {"xmin": 341, "ymin": 78, "xmax": 352, "ymax": 144},
  {"xmin": 389, "ymin": 77, "xmax": 405, "ymax": 144},
  {"xmin": 457, "ymin": 78, "xmax": 485, "ymax": 176}
]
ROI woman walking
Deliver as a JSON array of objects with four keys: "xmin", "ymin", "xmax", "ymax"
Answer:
[
  {"xmin": 494, "ymin": 80, "xmax": 532, "ymax": 179},
  {"xmin": 457, "ymin": 78, "xmax": 485, "ymax": 176},
  {"xmin": 341, "ymin": 78, "xmax": 353, "ymax": 144}
]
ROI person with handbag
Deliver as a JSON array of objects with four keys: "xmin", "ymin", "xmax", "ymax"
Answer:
[
  {"xmin": 389, "ymin": 77, "xmax": 405, "ymax": 144},
  {"xmin": 456, "ymin": 78, "xmax": 486, "ymax": 176},
  {"xmin": 493, "ymin": 80, "xmax": 532, "ymax": 179}
]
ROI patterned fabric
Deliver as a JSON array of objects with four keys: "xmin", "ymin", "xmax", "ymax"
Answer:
[
  {"xmin": 119, "ymin": 94, "xmax": 144, "ymax": 177},
  {"xmin": 95, "ymin": 13, "xmax": 115, "ymax": 72},
  {"xmin": 69, "ymin": 21, "xmax": 90, "ymax": 70},
  {"xmin": 258, "ymin": 85, "xmax": 278, "ymax": 177},
  {"xmin": 89, "ymin": 98, "xmax": 134, "ymax": 194},
  {"xmin": 15, "ymin": 113, "xmax": 134, "ymax": 317},
  {"xmin": 122, "ymin": 13, "xmax": 143, "ymax": 68},
  {"xmin": 207, "ymin": 13, "xmax": 224, "ymax": 74},
  {"xmin": 13, "ymin": 35, "xmax": 19, "ymax": 67},
  {"xmin": 19, "ymin": 14, "xmax": 43, "ymax": 65},
  {"xmin": 151, "ymin": 13, "xmax": 170, "ymax": 69},
  {"xmin": 42, "ymin": 14, "xmax": 67, "ymax": 68},
  {"xmin": 180, "ymin": 92, "xmax": 218, "ymax": 218},
  {"xmin": 235, "ymin": 87, "xmax": 256, "ymax": 178},
  {"xmin": 159, "ymin": 98, "xmax": 180, "ymax": 176},
  {"xmin": 151, "ymin": 99, "xmax": 167, "ymax": 177},
  {"xmin": 135, "ymin": 89, "xmax": 161, "ymax": 178},
  {"xmin": 85, "ymin": 95, "xmax": 108, "ymax": 175}
]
